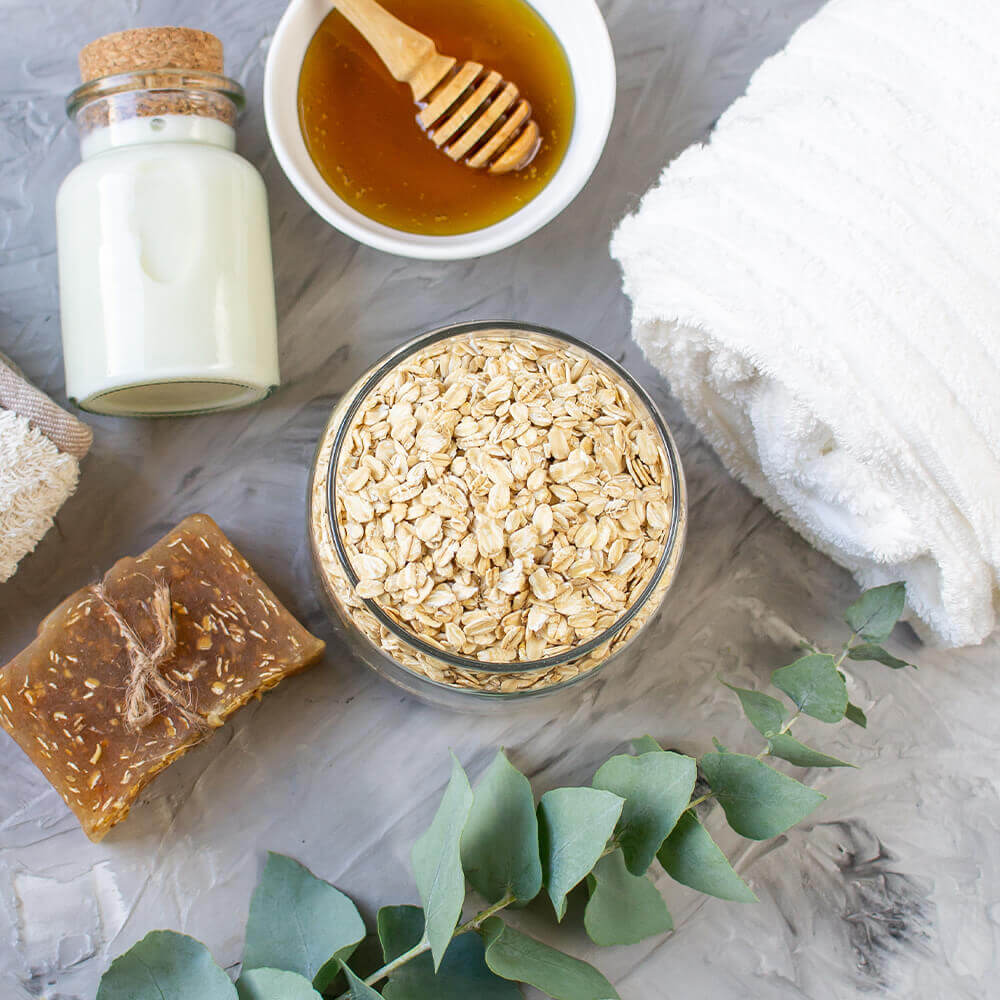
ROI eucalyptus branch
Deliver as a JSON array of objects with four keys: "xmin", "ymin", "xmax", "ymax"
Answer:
[{"xmin": 97, "ymin": 583, "xmax": 911, "ymax": 1000}]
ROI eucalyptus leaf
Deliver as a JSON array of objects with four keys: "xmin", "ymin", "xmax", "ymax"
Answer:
[
  {"xmin": 631, "ymin": 735, "xmax": 663, "ymax": 755},
  {"xmin": 583, "ymin": 849, "xmax": 673, "ymax": 946},
  {"xmin": 377, "ymin": 906, "xmax": 519, "ymax": 1000},
  {"xmin": 592, "ymin": 751, "xmax": 696, "ymax": 875},
  {"xmin": 771, "ymin": 653, "xmax": 847, "ymax": 723},
  {"xmin": 243, "ymin": 852, "xmax": 366, "ymax": 992},
  {"xmin": 657, "ymin": 812, "xmax": 757, "ymax": 902},
  {"xmin": 461, "ymin": 750, "xmax": 542, "ymax": 903},
  {"xmin": 97, "ymin": 931, "xmax": 236, "ymax": 1000},
  {"xmin": 767, "ymin": 733, "xmax": 854, "ymax": 768},
  {"xmin": 847, "ymin": 643, "xmax": 911, "ymax": 669},
  {"xmin": 723, "ymin": 683, "xmax": 786, "ymax": 737},
  {"xmin": 377, "ymin": 906, "xmax": 427, "ymax": 966},
  {"xmin": 700, "ymin": 752, "xmax": 826, "ymax": 840},
  {"xmin": 411, "ymin": 753, "xmax": 474, "ymax": 969},
  {"xmin": 845, "ymin": 702, "xmax": 868, "ymax": 728},
  {"xmin": 342, "ymin": 965, "xmax": 383, "ymax": 999},
  {"xmin": 480, "ymin": 917, "xmax": 619, "ymax": 1000},
  {"xmin": 236, "ymin": 968, "xmax": 321, "ymax": 1000},
  {"xmin": 538, "ymin": 787, "xmax": 624, "ymax": 920},
  {"xmin": 844, "ymin": 582, "xmax": 906, "ymax": 641}
]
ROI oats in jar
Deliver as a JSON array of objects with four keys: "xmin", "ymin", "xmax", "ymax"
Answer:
[{"xmin": 309, "ymin": 326, "xmax": 686, "ymax": 699}]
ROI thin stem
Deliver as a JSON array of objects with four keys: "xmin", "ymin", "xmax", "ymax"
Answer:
[
  {"xmin": 686, "ymin": 792, "xmax": 713, "ymax": 811},
  {"xmin": 834, "ymin": 631, "xmax": 860, "ymax": 668},
  {"xmin": 756, "ymin": 708, "xmax": 801, "ymax": 760},
  {"xmin": 333, "ymin": 892, "xmax": 516, "ymax": 998},
  {"xmin": 778, "ymin": 708, "xmax": 801, "ymax": 736},
  {"xmin": 454, "ymin": 891, "xmax": 516, "ymax": 934},
  {"xmin": 360, "ymin": 939, "xmax": 429, "ymax": 990}
]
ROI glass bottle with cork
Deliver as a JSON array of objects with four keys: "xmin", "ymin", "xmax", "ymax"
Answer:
[{"xmin": 57, "ymin": 27, "xmax": 280, "ymax": 416}]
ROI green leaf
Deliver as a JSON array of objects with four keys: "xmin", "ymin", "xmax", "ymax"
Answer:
[
  {"xmin": 377, "ymin": 905, "xmax": 426, "ymax": 965},
  {"xmin": 631, "ymin": 735, "xmax": 663, "ymax": 755},
  {"xmin": 97, "ymin": 931, "xmax": 236, "ymax": 1000},
  {"xmin": 700, "ymin": 752, "xmax": 826, "ymax": 840},
  {"xmin": 844, "ymin": 582, "xmax": 906, "ymax": 641},
  {"xmin": 657, "ymin": 812, "xmax": 757, "ymax": 902},
  {"xmin": 378, "ymin": 906, "xmax": 519, "ymax": 1000},
  {"xmin": 538, "ymin": 787, "xmax": 624, "ymax": 920},
  {"xmin": 236, "ymin": 969, "xmax": 321, "ymax": 1000},
  {"xmin": 243, "ymin": 852, "xmax": 366, "ymax": 992},
  {"xmin": 845, "ymin": 702, "xmax": 868, "ymax": 728},
  {"xmin": 342, "ymin": 965, "xmax": 383, "ymax": 999},
  {"xmin": 723, "ymin": 683, "xmax": 786, "ymax": 737},
  {"xmin": 411, "ymin": 753, "xmax": 474, "ymax": 970},
  {"xmin": 771, "ymin": 653, "xmax": 847, "ymax": 723},
  {"xmin": 461, "ymin": 750, "xmax": 542, "ymax": 903},
  {"xmin": 767, "ymin": 733, "xmax": 854, "ymax": 768},
  {"xmin": 712, "ymin": 737, "xmax": 729, "ymax": 753},
  {"xmin": 480, "ymin": 917, "xmax": 619, "ymax": 1000},
  {"xmin": 847, "ymin": 643, "xmax": 911, "ymax": 669},
  {"xmin": 583, "ymin": 849, "xmax": 673, "ymax": 946},
  {"xmin": 592, "ymin": 751, "xmax": 696, "ymax": 875}
]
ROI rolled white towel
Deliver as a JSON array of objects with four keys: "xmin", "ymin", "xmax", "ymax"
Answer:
[
  {"xmin": 612, "ymin": 0, "xmax": 1000, "ymax": 647},
  {"xmin": 0, "ymin": 354, "xmax": 92, "ymax": 582}
]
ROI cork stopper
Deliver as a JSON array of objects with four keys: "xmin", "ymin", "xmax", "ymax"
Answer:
[{"xmin": 79, "ymin": 27, "xmax": 224, "ymax": 83}]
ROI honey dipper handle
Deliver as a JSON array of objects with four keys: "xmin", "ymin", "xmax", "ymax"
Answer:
[{"xmin": 334, "ymin": 0, "xmax": 457, "ymax": 101}]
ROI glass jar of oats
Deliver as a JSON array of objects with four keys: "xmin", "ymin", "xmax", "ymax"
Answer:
[{"xmin": 308, "ymin": 322, "xmax": 687, "ymax": 709}]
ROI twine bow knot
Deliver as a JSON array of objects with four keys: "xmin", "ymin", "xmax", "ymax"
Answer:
[{"xmin": 90, "ymin": 581, "xmax": 205, "ymax": 733}]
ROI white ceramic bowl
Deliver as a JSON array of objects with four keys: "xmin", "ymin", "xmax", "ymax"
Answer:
[{"xmin": 263, "ymin": 0, "xmax": 616, "ymax": 259}]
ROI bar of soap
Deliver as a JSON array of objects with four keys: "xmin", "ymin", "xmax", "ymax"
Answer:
[{"xmin": 0, "ymin": 514, "xmax": 325, "ymax": 841}]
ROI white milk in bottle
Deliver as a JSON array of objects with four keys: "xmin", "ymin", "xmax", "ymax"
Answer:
[{"xmin": 57, "ymin": 27, "xmax": 280, "ymax": 416}]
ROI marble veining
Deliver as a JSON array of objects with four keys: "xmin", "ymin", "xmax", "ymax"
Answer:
[{"xmin": 0, "ymin": 0, "xmax": 997, "ymax": 997}]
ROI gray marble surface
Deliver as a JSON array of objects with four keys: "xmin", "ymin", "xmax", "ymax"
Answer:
[{"xmin": 1, "ymin": 1, "xmax": 998, "ymax": 998}]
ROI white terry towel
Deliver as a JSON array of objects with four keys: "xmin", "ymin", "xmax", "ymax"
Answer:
[
  {"xmin": 612, "ymin": 0, "xmax": 1000, "ymax": 647},
  {"xmin": 0, "ymin": 354, "xmax": 92, "ymax": 582}
]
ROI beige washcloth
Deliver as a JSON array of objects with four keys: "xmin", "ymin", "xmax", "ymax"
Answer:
[{"xmin": 0, "ymin": 354, "xmax": 92, "ymax": 581}]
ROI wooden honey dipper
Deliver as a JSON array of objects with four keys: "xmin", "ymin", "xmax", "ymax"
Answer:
[{"xmin": 333, "ymin": 0, "xmax": 542, "ymax": 174}]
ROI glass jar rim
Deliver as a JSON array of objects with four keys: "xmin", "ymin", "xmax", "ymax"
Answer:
[
  {"xmin": 325, "ymin": 320, "xmax": 686, "ymax": 676},
  {"xmin": 66, "ymin": 68, "xmax": 245, "ymax": 120}
]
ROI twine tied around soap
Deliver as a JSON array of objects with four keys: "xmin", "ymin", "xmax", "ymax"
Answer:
[{"xmin": 90, "ymin": 581, "xmax": 206, "ymax": 733}]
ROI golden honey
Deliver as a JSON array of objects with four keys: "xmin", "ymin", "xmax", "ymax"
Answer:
[{"xmin": 297, "ymin": 0, "xmax": 575, "ymax": 236}]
